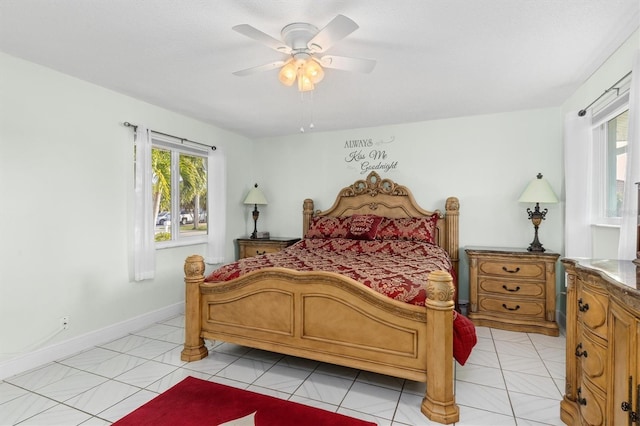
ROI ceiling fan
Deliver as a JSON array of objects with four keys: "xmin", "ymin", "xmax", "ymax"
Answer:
[{"xmin": 232, "ymin": 15, "xmax": 376, "ymax": 92}]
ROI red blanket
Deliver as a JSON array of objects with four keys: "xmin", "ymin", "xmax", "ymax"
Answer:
[{"xmin": 206, "ymin": 238, "xmax": 454, "ymax": 306}]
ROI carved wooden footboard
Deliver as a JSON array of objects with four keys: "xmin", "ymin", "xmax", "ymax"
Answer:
[{"xmin": 181, "ymin": 256, "xmax": 459, "ymax": 424}]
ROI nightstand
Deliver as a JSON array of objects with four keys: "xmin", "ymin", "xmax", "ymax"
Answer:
[
  {"xmin": 236, "ymin": 237, "xmax": 300, "ymax": 259},
  {"xmin": 465, "ymin": 246, "xmax": 560, "ymax": 336}
]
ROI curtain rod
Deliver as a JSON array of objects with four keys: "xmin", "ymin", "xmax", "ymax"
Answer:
[
  {"xmin": 578, "ymin": 71, "xmax": 632, "ymax": 117},
  {"xmin": 123, "ymin": 122, "xmax": 216, "ymax": 151}
]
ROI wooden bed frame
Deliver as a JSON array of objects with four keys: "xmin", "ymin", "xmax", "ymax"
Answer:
[{"xmin": 181, "ymin": 172, "xmax": 461, "ymax": 424}]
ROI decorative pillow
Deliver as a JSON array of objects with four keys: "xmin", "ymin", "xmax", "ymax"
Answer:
[
  {"xmin": 305, "ymin": 216, "xmax": 352, "ymax": 239},
  {"xmin": 346, "ymin": 214, "xmax": 383, "ymax": 240},
  {"xmin": 376, "ymin": 215, "xmax": 439, "ymax": 244},
  {"xmin": 453, "ymin": 311, "xmax": 477, "ymax": 365}
]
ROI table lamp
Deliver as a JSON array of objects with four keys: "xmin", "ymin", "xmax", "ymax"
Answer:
[
  {"xmin": 243, "ymin": 183, "xmax": 268, "ymax": 239},
  {"xmin": 518, "ymin": 173, "xmax": 558, "ymax": 252}
]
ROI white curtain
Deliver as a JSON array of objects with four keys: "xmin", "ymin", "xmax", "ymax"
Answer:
[
  {"xmin": 133, "ymin": 125, "xmax": 155, "ymax": 280},
  {"xmin": 206, "ymin": 146, "xmax": 227, "ymax": 264},
  {"xmin": 618, "ymin": 51, "xmax": 640, "ymax": 260},
  {"xmin": 564, "ymin": 110, "xmax": 593, "ymax": 258}
]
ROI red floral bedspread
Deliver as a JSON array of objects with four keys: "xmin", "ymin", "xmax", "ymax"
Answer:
[{"xmin": 205, "ymin": 238, "xmax": 455, "ymax": 306}]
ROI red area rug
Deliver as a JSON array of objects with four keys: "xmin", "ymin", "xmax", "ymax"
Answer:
[{"xmin": 113, "ymin": 376, "xmax": 376, "ymax": 426}]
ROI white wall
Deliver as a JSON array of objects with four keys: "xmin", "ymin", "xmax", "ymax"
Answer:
[
  {"xmin": 253, "ymin": 108, "xmax": 565, "ymax": 302},
  {"xmin": 0, "ymin": 52, "xmax": 254, "ymax": 375}
]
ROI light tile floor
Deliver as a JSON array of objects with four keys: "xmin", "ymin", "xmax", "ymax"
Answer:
[{"xmin": 0, "ymin": 315, "xmax": 566, "ymax": 425}]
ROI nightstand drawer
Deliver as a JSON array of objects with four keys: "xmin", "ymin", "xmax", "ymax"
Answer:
[
  {"xmin": 477, "ymin": 259, "xmax": 546, "ymax": 280},
  {"xmin": 242, "ymin": 242, "xmax": 282, "ymax": 257},
  {"xmin": 478, "ymin": 296, "xmax": 545, "ymax": 318},
  {"xmin": 478, "ymin": 278, "xmax": 545, "ymax": 297},
  {"xmin": 237, "ymin": 237, "xmax": 300, "ymax": 260}
]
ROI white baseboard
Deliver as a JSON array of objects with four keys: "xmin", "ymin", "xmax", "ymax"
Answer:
[{"xmin": 0, "ymin": 302, "xmax": 184, "ymax": 380}]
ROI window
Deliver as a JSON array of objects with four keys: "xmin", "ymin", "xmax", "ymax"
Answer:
[
  {"xmin": 151, "ymin": 138, "xmax": 208, "ymax": 246},
  {"xmin": 592, "ymin": 106, "xmax": 629, "ymax": 225}
]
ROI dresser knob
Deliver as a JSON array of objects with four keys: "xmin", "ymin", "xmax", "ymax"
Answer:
[
  {"xmin": 256, "ymin": 250, "xmax": 266, "ymax": 255},
  {"xmin": 502, "ymin": 266, "xmax": 520, "ymax": 274},
  {"xmin": 578, "ymin": 298, "xmax": 590, "ymax": 312},
  {"xmin": 575, "ymin": 343, "xmax": 588, "ymax": 358},
  {"xmin": 577, "ymin": 387, "xmax": 588, "ymax": 406}
]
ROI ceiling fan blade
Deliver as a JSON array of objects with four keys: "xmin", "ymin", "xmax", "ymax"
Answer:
[
  {"xmin": 232, "ymin": 24, "xmax": 291, "ymax": 54},
  {"xmin": 319, "ymin": 55, "xmax": 376, "ymax": 73},
  {"xmin": 308, "ymin": 15, "xmax": 359, "ymax": 53},
  {"xmin": 233, "ymin": 60, "xmax": 286, "ymax": 77}
]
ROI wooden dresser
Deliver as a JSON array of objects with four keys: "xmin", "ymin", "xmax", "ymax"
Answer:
[
  {"xmin": 466, "ymin": 247, "xmax": 560, "ymax": 336},
  {"xmin": 561, "ymin": 258, "xmax": 640, "ymax": 425},
  {"xmin": 236, "ymin": 237, "xmax": 300, "ymax": 259}
]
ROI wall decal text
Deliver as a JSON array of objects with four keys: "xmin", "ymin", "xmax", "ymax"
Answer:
[{"xmin": 343, "ymin": 136, "xmax": 399, "ymax": 174}]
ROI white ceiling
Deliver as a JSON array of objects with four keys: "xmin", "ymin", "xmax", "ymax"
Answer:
[{"xmin": 1, "ymin": 1, "xmax": 638, "ymax": 139}]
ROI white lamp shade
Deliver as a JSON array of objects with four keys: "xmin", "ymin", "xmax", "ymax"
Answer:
[
  {"xmin": 244, "ymin": 184, "xmax": 268, "ymax": 205},
  {"xmin": 518, "ymin": 173, "xmax": 558, "ymax": 203}
]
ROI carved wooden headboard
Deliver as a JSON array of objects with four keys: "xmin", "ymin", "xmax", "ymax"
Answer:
[{"xmin": 302, "ymin": 171, "xmax": 460, "ymax": 277}]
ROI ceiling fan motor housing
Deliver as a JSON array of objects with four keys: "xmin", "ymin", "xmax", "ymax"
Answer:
[{"xmin": 281, "ymin": 23, "xmax": 320, "ymax": 56}]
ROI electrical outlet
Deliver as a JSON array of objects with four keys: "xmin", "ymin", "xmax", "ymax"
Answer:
[{"xmin": 60, "ymin": 316, "xmax": 69, "ymax": 330}]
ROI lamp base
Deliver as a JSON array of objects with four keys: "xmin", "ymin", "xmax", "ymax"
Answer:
[
  {"xmin": 527, "ymin": 242, "xmax": 546, "ymax": 253},
  {"xmin": 526, "ymin": 204, "xmax": 547, "ymax": 253},
  {"xmin": 527, "ymin": 225, "xmax": 546, "ymax": 252},
  {"xmin": 250, "ymin": 204, "xmax": 260, "ymax": 239}
]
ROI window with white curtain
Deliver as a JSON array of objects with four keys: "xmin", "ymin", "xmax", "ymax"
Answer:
[
  {"xmin": 591, "ymin": 94, "xmax": 629, "ymax": 225},
  {"xmin": 151, "ymin": 136, "xmax": 209, "ymax": 248}
]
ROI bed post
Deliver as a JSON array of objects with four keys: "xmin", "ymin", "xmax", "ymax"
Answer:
[
  {"xmin": 303, "ymin": 198, "xmax": 314, "ymax": 236},
  {"xmin": 444, "ymin": 197, "xmax": 460, "ymax": 309},
  {"xmin": 180, "ymin": 255, "xmax": 209, "ymax": 362},
  {"xmin": 444, "ymin": 197, "xmax": 460, "ymax": 280},
  {"xmin": 422, "ymin": 270, "xmax": 459, "ymax": 424}
]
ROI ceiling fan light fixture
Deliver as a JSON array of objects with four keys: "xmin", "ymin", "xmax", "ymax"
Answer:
[
  {"xmin": 305, "ymin": 60, "xmax": 324, "ymax": 84},
  {"xmin": 233, "ymin": 15, "xmax": 374, "ymax": 93},
  {"xmin": 278, "ymin": 62, "xmax": 297, "ymax": 86},
  {"xmin": 297, "ymin": 70, "xmax": 314, "ymax": 92}
]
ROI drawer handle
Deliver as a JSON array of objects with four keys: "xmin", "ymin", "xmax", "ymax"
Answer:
[
  {"xmin": 620, "ymin": 376, "xmax": 639, "ymax": 422},
  {"xmin": 256, "ymin": 250, "xmax": 266, "ymax": 255},
  {"xmin": 577, "ymin": 387, "xmax": 587, "ymax": 406},
  {"xmin": 578, "ymin": 298, "xmax": 590, "ymax": 312},
  {"xmin": 502, "ymin": 285, "xmax": 521, "ymax": 292},
  {"xmin": 575, "ymin": 343, "xmax": 588, "ymax": 358},
  {"xmin": 502, "ymin": 304, "xmax": 520, "ymax": 311},
  {"xmin": 502, "ymin": 266, "xmax": 520, "ymax": 274}
]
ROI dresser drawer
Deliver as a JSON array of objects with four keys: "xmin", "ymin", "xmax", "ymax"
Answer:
[
  {"xmin": 575, "ymin": 325, "xmax": 607, "ymax": 392},
  {"xmin": 477, "ymin": 278, "xmax": 545, "ymax": 297},
  {"xmin": 477, "ymin": 296, "xmax": 545, "ymax": 318},
  {"xmin": 477, "ymin": 259, "xmax": 546, "ymax": 280},
  {"xmin": 577, "ymin": 378, "xmax": 606, "ymax": 426},
  {"xmin": 576, "ymin": 279, "xmax": 608, "ymax": 339}
]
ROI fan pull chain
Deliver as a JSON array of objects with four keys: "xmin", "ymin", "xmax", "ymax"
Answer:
[
  {"xmin": 300, "ymin": 91, "xmax": 305, "ymax": 133},
  {"xmin": 299, "ymin": 90, "xmax": 315, "ymax": 133},
  {"xmin": 309, "ymin": 90, "xmax": 315, "ymax": 129}
]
